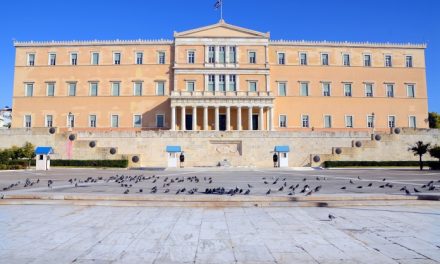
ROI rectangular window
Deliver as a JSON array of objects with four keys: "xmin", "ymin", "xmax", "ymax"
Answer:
[
  {"xmin": 279, "ymin": 115, "xmax": 287, "ymax": 128},
  {"xmin": 345, "ymin": 115, "xmax": 353, "ymax": 128},
  {"xmin": 300, "ymin": 53, "xmax": 307, "ymax": 65},
  {"xmin": 364, "ymin": 54, "xmax": 371, "ymax": 67},
  {"xmin": 208, "ymin": 46, "xmax": 215, "ymax": 63},
  {"xmin": 385, "ymin": 55, "xmax": 392, "ymax": 67},
  {"xmin": 367, "ymin": 115, "xmax": 374, "ymax": 128},
  {"xmin": 113, "ymin": 52, "xmax": 121, "ymax": 65},
  {"xmin": 229, "ymin": 46, "xmax": 236, "ymax": 63},
  {"xmin": 156, "ymin": 114, "xmax": 165, "ymax": 128},
  {"xmin": 90, "ymin": 82, "xmax": 98, "ymax": 96},
  {"xmin": 70, "ymin": 53, "xmax": 78, "ymax": 65},
  {"xmin": 24, "ymin": 115, "xmax": 32, "ymax": 128},
  {"xmin": 343, "ymin": 54, "xmax": 350, "ymax": 66},
  {"xmin": 278, "ymin": 52, "xmax": 285, "ymax": 65},
  {"xmin": 133, "ymin": 115, "xmax": 142, "ymax": 128},
  {"xmin": 136, "ymin": 52, "xmax": 143, "ymax": 64},
  {"xmin": 25, "ymin": 83, "xmax": 33, "ymax": 97},
  {"xmin": 68, "ymin": 114, "xmax": 75, "ymax": 128},
  {"xmin": 344, "ymin": 83, "xmax": 352, "ymax": 97},
  {"xmin": 406, "ymin": 55, "xmax": 413, "ymax": 68},
  {"xmin": 111, "ymin": 115, "xmax": 119, "ymax": 128},
  {"xmin": 68, "ymin": 83, "xmax": 76, "ymax": 96},
  {"xmin": 407, "ymin": 84, "xmax": 415, "ymax": 97},
  {"xmin": 91, "ymin": 52, "xmax": 99, "ymax": 65},
  {"xmin": 49, "ymin": 53, "xmax": 56, "ymax": 65},
  {"xmin": 322, "ymin": 82, "xmax": 331, "ymax": 96},
  {"xmin": 27, "ymin": 53, "xmax": 35, "ymax": 66},
  {"xmin": 156, "ymin": 81, "xmax": 165, "ymax": 95},
  {"xmin": 301, "ymin": 115, "xmax": 309, "ymax": 128},
  {"xmin": 186, "ymin": 81, "xmax": 195, "ymax": 92},
  {"xmin": 229, "ymin": 75, "xmax": 236, "ymax": 91},
  {"xmin": 321, "ymin": 53, "xmax": 329, "ymax": 65},
  {"xmin": 365, "ymin": 83, "xmax": 374, "ymax": 97},
  {"xmin": 45, "ymin": 115, "xmax": 53, "ymax": 127},
  {"xmin": 249, "ymin": 51, "xmax": 256, "ymax": 64},
  {"xmin": 187, "ymin": 50, "xmax": 195, "ymax": 64},
  {"xmin": 218, "ymin": 75, "xmax": 226, "ymax": 91},
  {"xmin": 324, "ymin": 115, "xmax": 332, "ymax": 128},
  {"xmin": 111, "ymin": 82, "xmax": 120, "ymax": 96},
  {"xmin": 388, "ymin": 116, "xmax": 396, "ymax": 128},
  {"xmin": 208, "ymin": 75, "xmax": 215, "ymax": 91},
  {"xmin": 134, "ymin": 82, "xmax": 142, "ymax": 96},
  {"xmin": 386, "ymin": 84, "xmax": 394, "ymax": 97},
  {"xmin": 219, "ymin": 46, "xmax": 226, "ymax": 63},
  {"xmin": 278, "ymin": 82, "xmax": 287, "ymax": 96},
  {"xmin": 47, "ymin": 83, "xmax": 55, "ymax": 96},
  {"xmin": 158, "ymin": 52, "xmax": 166, "ymax": 64},
  {"xmin": 409, "ymin": 116, "xmax": 416, "ymax": 128},
  {"xmin": 300, "ymin": 82, "xmax": 309, "ymax": 96},
  {"xmin": 89, "ymin": 115, "xmax": 97, "ymax": 128},
  {"xmin": 249, "ymin": 81, "xmax": 257, "ymax": 92}
]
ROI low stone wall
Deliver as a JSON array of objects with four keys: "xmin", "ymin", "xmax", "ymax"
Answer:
[{"xmin": 0, "ymin": 128, "xmax": 438, "ymax": 168}]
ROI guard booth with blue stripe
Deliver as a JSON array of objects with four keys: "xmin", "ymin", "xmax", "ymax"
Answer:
[
  {"xmin": 274, "ymin": 145, "xmax": 290, "ymax": 167},
  {"xmin": 166, "ymin": 145, "xmax": 181, "ymax": 167},
  {"xmin": 35, "ymin": 146, "xmax": 54, "ymax": 171}
]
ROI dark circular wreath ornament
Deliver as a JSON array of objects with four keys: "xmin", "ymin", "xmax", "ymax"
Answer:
[
  {"xmin": 394, "ymin": 127, "xmax": 401, "ymax": 134},
  {"xmin": 313, "ymin": 155, "xmax": 321, "ymax": 163},
  {"xmin": 355, "ymin": 141, "xmax": 362, "ymax": 148},
  {"xmin": 49, "ymin": 127, "xmax": 56, "ymax": 134},
  {"xmin": 68, "ymin": 134, "xmax": 76, "ymax": 141},
  {"xmin": 335, "ymin": 148, "xmax": 342, "ymax": 154},
  {"xmin": 132, "ymin": 156, "xmax": 139, "ymax": 163},
  {"xmin": 374, "ymin": 134, "xmax": 382, "ymax": 141},
  {"xmin": 109, "ymin": 148, "xmax": 117, "ymax": 155},
  {"xmin": 89, "ymin": 141, "xmax": 96, "ymax": 148}
]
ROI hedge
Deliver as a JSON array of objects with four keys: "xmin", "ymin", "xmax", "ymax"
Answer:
[
  {"xmin": 0, "ymin": 159, "xmax": 128, "ymax": 169},
  {"xmin": 323, "ymin": 160, "xmax": 438, "ymax": 169}
]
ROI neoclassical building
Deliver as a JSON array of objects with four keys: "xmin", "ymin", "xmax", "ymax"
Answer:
[{"xmin": 12, "ymin": 20, "xmax": 428, "ymax": 132}]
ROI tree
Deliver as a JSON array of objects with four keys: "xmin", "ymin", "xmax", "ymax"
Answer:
[
  {"xmin": 409, "ymin": 141, "xmax": 431, "ymax": 170},
  {"xmin": 428, "ymin": 112, "xmax": 440, "ymax": 128},
  {"xmin": 21, "ymin": 142, "xmax": 35, "ymax": 168},
  {"xmin": 429, "ymin": 145, "xmax": 440, "ymax": 162}
]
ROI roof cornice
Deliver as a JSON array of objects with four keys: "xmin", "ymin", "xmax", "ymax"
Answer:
[
  {"xmin": 174, "ymin": 20, "xmax": 270, "ymax": 38},
  {"xmin": 270, "ymin": 40, "xmax": 427, "ymax": 49},
  {"xmin": 14, "ymin": 39, "xmax": 173, "ymax": 47}
]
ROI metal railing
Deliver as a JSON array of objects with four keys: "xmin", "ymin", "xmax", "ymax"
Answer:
[{"xmin": 171, "ymin": 90, "xmax": 273, "ymax": 97}]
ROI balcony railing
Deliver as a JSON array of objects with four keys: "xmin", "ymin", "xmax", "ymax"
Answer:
[{"xmin": 171, "ymin": 90, "xmax": 273, "ymax": 97}]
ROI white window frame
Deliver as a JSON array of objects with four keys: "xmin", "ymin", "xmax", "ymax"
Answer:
[
  {"xmin": 25, "ymin": 83, "xmax": 34, "ymax": 97},
  {"xmin": 45, "ymin": 115, "xmax": 53, "ymax": 127},
  {"xmin": 158, "ymin": 51, "xmax": 166, "ymax": 64},
  {"xmin": 89, "ymin": 82, "xmax": 98, "ymax": 96},
  {"xmin": 228, "ymin": 75, "xmax": 236, "ymax": 91},
  {"xmin": 156, "ymin": 81, "xmax": 165, "ymax": 95},
  {"xmin": 133, "ymin": 114, "xmax": 142, "ymax": 128},
  {"xmin": 408, "ymin": 116, "xmax": 416, "ymax": 128},
  {"xmin": 27, "ymin": 53, "xmax": 36, "ymax": 66},
  {"xmin": 320, "ymin": 53, "xmax": 329, "ymax": 66},
  {"xmin": 208, "ymin": 46, "xmax": 215, "ymax": 63},
  {"xmin": 278, "ymin": 82, "xmax": 287, "ymax": 96},
  {"xmin": 385, "ymin": 83, "xmax": 394, "ymax": 97},
  {"xmin": 299, "ymin": 52, "xmax": 307, "ymax": 65},
  {"xmin": 388, "ymin": 115, "xmax": 396, "ymax": 128},
  {"xmin": 111, "ymin": 82, "xmax": 120, "ymax": 96},
  {"xmin": 300, "ymin": 82, "xmax": 309, "ymax": 96},
  {"xmin": 24, "ymin": 115, "xmax": 32, "ymax": 128},
  {"xmin": 323, "ymin": 115, "xmax": 332, "ymax": 128},
  {"xmin": 133, "ymin": 82, "xmax": 143, "ymax": 96},
  {"xmin": 228, "ymin": 46, "xmax": 236, "ymax": 63},
  {"xmin": 48, "ymin": 53, "xmax": 56, "ymax": 66},
  {"xmin": 363, "ymin": 53, "xmax": 372, "ymax": 67},
  {"xmin": 301, "ymin": 114, "xmax": 309, "ymax": 128},
  {"xmin": 345, "ymin": 115, "xmax": 354, "ymax": 128},
  {"xmin": 322, "ymin": 82, "xmax": 331, "ymax": 96},
  {"xmin": 367, "ymin": 115, "xmax": 374, "ymax": 128},
  {"xmin": 70, "ymin": 52, "xmax": 78, "ymax": 66},
  {"xmin": 248, "ymin": 51, "xmax": 256, "ymax": 64},
  {"xmin": 113, "ymin": 52, "xmax": 121, "ymax": 65},
  {"xmin": 91, "ymin": 52, "xmax": 100, "ymax": 65},
  {"xmin": 342, "ymin": 53, "xmax": 350, "ymax": 66},
  {"xmin": 89, "ymin": 115, "xmax": 97, "ymax": 128},
  {"xmin": 364, "ymin": 83, "xmax": 374, "ymax": 97},
  {"xmin": 248, "ymin": 81, "xmax": 257, "ymax": 92},
  {"xmin": 218, "ymin": 46, "xmax": 226, "ymax": 63},
  {"xmin": 384, "ymin": 54, "xmax": 393, "ymax": 67},
  {"xmin": 68, "ymin": 82, "xmax": 77, "ymax": 96},
  {"xmin": 135, "ymin": 51, "xmax": 143, "ymax": 64},
  {"xmin": 277, "ymin": 52, "xmax": 286, "ymax": 65},
  {"xmin": 156, "ymin": 114, "xmax": 165, "ymax": 128},
  {"xmin": 187, "ymin": 50, "xmax": 195, "ymax": 64},
  {"xmin": 405, "ymin": 55, "xmax": 413, "ymax": 68},
  {"xmin": 279, "ymin": 114, "xmax": 287, "ymax": 128},
  {"xmin": 343, "ymin": 83, "xmax": 352, "ymax": 97},
  {"xmin": 111, "ymin": 114, "xmax": 119, "ymax": 128},
  {"xmin": 67, "ymin": 114, "xmax": 75, "ymax": 128},
  {"xmin": 186, "ymin": 81, "xmax": 195, "ymax": 92},
  {"xmin": 218, "ymin": 75, "xmax": 226, "ymax": 91},
  {"xmin": 46, "ymin": 82, "xmax": 55, "ymax": 96},
  {"xmin": 406, "ymin": 84, "xmax": 415, "ymax": 98}
]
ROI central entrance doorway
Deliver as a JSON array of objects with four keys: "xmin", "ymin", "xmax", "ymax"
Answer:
[
  {"xmin": 252, "ymin": 114, "xmax": 259, "ymax": 130},
  {"xmin": 219, "ymin": 114, "xmax": 226, "ymax": 131},
  {"xmin": 185, "ymin": 114, "xmax": 193, "ymax": 130}
]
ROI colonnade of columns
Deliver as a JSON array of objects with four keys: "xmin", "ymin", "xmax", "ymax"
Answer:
[{"xmin": 171, "ymin": 105, "xmax": 274, "ymax": 131}]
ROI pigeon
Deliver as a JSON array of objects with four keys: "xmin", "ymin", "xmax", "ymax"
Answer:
[
  {"xmin": 305, "ymin": 191, "xmax": 313, "ymax": 196},
  {"xmin": 314, "ymin": 185, "xmax": 322, "ymax": 192},
  {"xmin": 382, "ymin": 178, "xmax": 386, "ymax": 181},
  {"xmin": 405, "ymin": 189, "xmax": 411, "ymax": 195},
  {"xmin": 349, "ymin": 180, "xmax": 354, "ymax": 184},
  {"xmin": 421, "ymin": 184, "xmax": 427, "ymax": 188},
  {"xmin": 264, "ymin": 181, "xmax": 268, "ymax": 184},
  {"xmin": 164, "ymin": 189, "xmax": 170, "ymax": 193},
  {"xmin": 247, "ymin": 184, "xmax": 253, "ymax": 188},
  {"xmin": 357, "ymin": 186, "xmax": 363, "ymax": 189},
  {"xmin": 139, "ymin": 189, "xmax": 143, "ymax": 193},
  {"xmin": 357, "ymin": 176, "xmax": 361, "ymax": 180},
  {"xmin": 428, "ymin": 185, "xmax": 435, "ymax": 191},
  {"xmin": 379, "ymin": 185, "xmax": 385, "ymax": 188},
  {"xmin": 427, "ymin": 180, "xmax": 434, "ymax": 186},
  {"xmin": 413, "ymin": 188, "xmax": 420, "ymax": 193},
  {"xmin": 367, "ymin": 183, "xmax": 373, "ymax": 187},
  {"xmin": 123, "ymin": 189, "xmax": 129, "ymax": 194},
  {"xmin": 400, "ymin": 186, "xmax": 407, "ymax": 191},
  {"xmin": 303, "ymin": 178, "xmax": 307, "ymax": 182},
  {"xmin": 278, "ymin": 186, "xmax": 284, "ymax": 191},
  {"xmin": 244, "ymin": 189, "xmax": 250, "ymax": 195},
  {"xmin": 266, "ymin": 189, "xmax": 271, "ymax": 195},
  {"xmin": 328, "ymin": 214, "xmax": 336, "ymax": 220},
  {"xmin": 340, "ymin": 186, "xmax": 346, "ymax": 190}
]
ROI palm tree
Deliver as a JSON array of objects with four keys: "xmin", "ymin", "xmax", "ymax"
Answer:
[{"xmin": 409, "ymin": 141, "xmax": 431, "ymax": 170}]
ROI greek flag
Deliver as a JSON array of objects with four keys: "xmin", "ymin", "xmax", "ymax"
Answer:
[{"xmin": 214, "ymin": 0, "xmax": 222, "ymax": 9}]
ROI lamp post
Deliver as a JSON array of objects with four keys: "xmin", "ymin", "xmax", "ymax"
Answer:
[{"xmin": 68, "ymin": 112, "xmax": 73, "ymax": 131}]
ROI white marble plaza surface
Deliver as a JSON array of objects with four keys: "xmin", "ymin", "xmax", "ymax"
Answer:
[{"xmin": 1, "ymin": 204, "xmax": 439, "ymax": 264}]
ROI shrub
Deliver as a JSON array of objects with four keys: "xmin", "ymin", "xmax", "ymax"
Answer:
[
  {"xmin": 49, "ymin": 159, "xmax": 128, "ymax": 168},
  {"xmin": 323, "ymin": 161, "xmax": 431, "ymax": 168},
  {"xmin": 429, "ymin": 145, "xmax": 440, "ymax": 162}
]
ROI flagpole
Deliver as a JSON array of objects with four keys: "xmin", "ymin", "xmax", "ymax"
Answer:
[{"xmin": 220, "ymin": 0, "xmax": 223, "ymax": 20}]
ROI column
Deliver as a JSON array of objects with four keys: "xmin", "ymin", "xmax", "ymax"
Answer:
[
  {"xmin": 259, "ymin": 106, "xmax": 264, "ymax": 130},
  {"xmin": 269, "ymin": 107, "xmax": 274, "ymax": 131},
  {"xmin": 237, "ymin": 106, "xmax": 242, "ymax": 131},
  {"xmin": 225, "ymin": 45, "xmax": 230, "ymax": 63},
  {"xmin": 266, "ymin": 107, "xmax": 270, "ymax": 131},
  {"xmin": 203, "ymin": 106, "xmax": 208, "ymax": 130},
  {"xmin": 192, "ymin": 106, "xmax": 197, "ymax": 131},
  {"xmin": 171, "ymin": 106, "xmax": 176, "ymax": 131},
  {"xmin": 225, "ymin": 74, "xmax": 230, "ymax": 92},
  {"xmin": 181, "ymin": 106, "xmax": 186, "ymax": 131},
  {"xmin": 215, "ymin": 46, "xmax": 219, "ymax": 63},
  {"xmin": 226, "ymin": 106, "xmax": 231, "ymax": 131},
  {"xmin": 215, "ymin": 106, "xmax": 219, "ymax": 131},
  {"xmin": 248, "ymin": 106, "xmax": 253, "ymax": 130}
]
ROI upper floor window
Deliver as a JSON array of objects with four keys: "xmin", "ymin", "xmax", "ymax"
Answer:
[
  {"xmin": 365, "ymin": 83, "xmax": 374, "ymax": 97},
  {"xmin": 406, "ymin": 84, "xmax": 415, "ymax": 98},
  {"xmin": 47, "ymin": 83, "xmax": 55, "ymax": 96},
  {"xmin": 156, "ymin": 114, "xmax": 165, "ymax": 128},
  {"xmin": 363, "ymin": 54, "xmax": 371, "ymax": 67},
  {"xmin": 134, "ymin": 82, "xmax": 143, "ymax": 96},
  {"xmin": 277, "ymin": 52, "xmax": 285, "ymax": 65},
  {"xmin": 89, "ymin": 82, "xmax": 98, "ymax": 96},
  {"xmin": 136, "ymin": 52, "xmax": 143, "ymax": 64},
  {"xmin": 300, "ymin": 82, "xmax": 309, "ymax": 96},
  {"xmin": 385, "ymin": 55, "xmax": 392, "ymax": 67},
  {"xmin": 133, "ymin": 115, "xmax": 142, "ymax": 128},
  {"xmin": 68, "ymin": 83, "xmax": 76, "ymax": 96},
  {"xmin": 67, "ymin": 114, "xmax": 75, "ymax": 128},
  {"xmin": 279, "ymin": 115, "xmax": 287, "ymax": 128},
  {"xmin": 409, "ymin": 116, "xmax": 416, "ymax": 128},
  {"xmin": 45, "ymin": 115, "xmax": 53, "ymax": 127},
  {"xmin": 208, "ymin": 75, "xmax": 215, "ymax": 91},
  {"xmin": 324, "ymin": 115, "xmax": 332, "ymax": 128},
  {"xmin": 386, "ymin": 84, "xmax": 394, "ymax": 97},
  {"xmin": 300, "ymin": 53, "xmax": 307, "ymax": 65},
  {"xmin": 301, "ymin": 115, "xmax": 309, "ymax": 128},
  {"xmin": 342, "ymin": 54, "xmax": 350, "ymax": 66},
  {"xmin": 322, "ymin": 82, "xmax": 331, "ymax": 96},
  {"xmin": 388, "ymin": 116, "xmax": 396, "ymax": 128},
  {"xmin": 91, "ymin": 52, "xmax": 99, "ymax": 65},
  {"xmin": 25, "ymin": 83, "xmax": 33, "ymax": 97},
  {"xmin": 406, "ymin": 56, "xmax": 413, "ymax": 68},
  {"xmin": 49, "ymin": 53, "xmax": 56, "ymax": 65},
  {"xmin": 111, "ymin": 115, "xmax": 119, "ymax": 128},
  {"xmin": 208, "ymin": 46, "xmax": 215, "ymax": 63},
  {"xmin": 70, "ymin": 53, "xmax": 78, "ymax": 65},
  {"xmin": 321, "ymin": 53, "xmax": 329, "ymax": 66},
  {"xmin": 187, "ymin": 51, "xmax": 195, "ymax": 64},
  {"xmin": 229, "ymin": 46, "xmax": 236, "ymax": 63},
  {"xmin": 345, "ymin": 115, "xmax": 353, "ymax": 128},
  {"xmin": 24, "ymin": 115, "xmax": 32, "ymax": 128},
  {"xmin": 249, "ymin": 81, "xmax": 257, "ymax": 92},
  {"xmin": 89, "ymin": 115, "xmax": 97, "ymax": 128},
  {"xmin": 278, "ymin": 82, "xmax": 287, "ymax": 96},
  {"xmin": 249, "ymin": 51, "xmax": 256, "ymax": 64},
  {"xmin": 186, "ymin": 81, "xmax": 195, "ymax": 92},
  {"xmin": 113, "ymin": 52, "xmax": 121, "ymax": 65},
  {"xmin": 158, "ymin": 51, "xmax": 166, "ymax": 64},
  {"xmin": 218, "ymin": 46, "xmax": 226, "ymax": 63},
  {"xmin": 344, "ymin": 83, "xmax": 352, "ymax": 97},
  {"xmin": 156, "ymin": 81, "xmax": 165, "ymax": 95},
  {"xmin": 367, "ymin": 115, "xmax": 374, "ymax": 128},
  {"xmin": 218, "ymin": 75, "xmax": 226, "ymax": 91},
  {"xmin": 229, "ymin": 75, "xmax": 236, "ymax": 91},
  {"xmin": 27, "ymin": 53, "xmax": 35, "ymax": 66},
  {"xmin": 111, "ymin": 82, "xmax": 120, "ymax": 96}
]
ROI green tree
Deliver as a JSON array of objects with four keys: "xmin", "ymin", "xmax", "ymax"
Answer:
[
  {"xmin": 22, "ymin": 142, "xmax": 35, "ymax": 168},
  {"xmin": 429, "ymin": 145, "xmax": 440, "ymax": 162},
  {"xmin": 409, "ymin": 141, "xmax": 431, "ymax": 170},
  {"xmin": 428, "ymin": 112, "xmax": 440, "ymax": 128},
  {"xmin": 0, "ymin": 149, "xmax": 11, "ymax": 163}
]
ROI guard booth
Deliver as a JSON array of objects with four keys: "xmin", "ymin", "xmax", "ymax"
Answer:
[
  {"xmin": 35, "ymin": 146, "xmax": 53, "ymax": 171},
  {"xmin": 274, "ymin": 146, "xmax": 290, "ymax": 167},
  {"xmin": 166, "ymin": 146, "xmax": 181, "ymax": 167}
]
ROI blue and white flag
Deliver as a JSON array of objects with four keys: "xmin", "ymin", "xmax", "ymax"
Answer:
[{"xmin": 214, "ymin": 0, "xmax": 222, "ymax": 9}]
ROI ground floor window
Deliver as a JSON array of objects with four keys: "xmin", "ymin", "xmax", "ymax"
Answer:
[
  {"xmin": 133, "ymin": 115, "xmax": 142, "ymax": 128},
  {"xmin": 409, "ymin": 116, "xmax": 416, "ymax": 128},
  {"xmin": 301, "ymin": 115, "xmax": 309, "ymax": 128},
  {"xmin": 24, "ymin": 115, "xmax": 32, "ymax": 128},
  {"xmin": 45, "ymin": 115, "xmax": 53, "ymax": 127},
  {"xmin": 345, "ymin": 115, "xmax": 353, "ymax": 128},
  {"xmin": 89, "ymin": 115, "xmax": 97, "ymax": 128},
  {"xmin": 156, "ymin": 114, "xmax": 164, "ymax": 128},
  {"xmin": 388, "ymin": 116, "xmax": 396, "ymax": 128},
  {"xmin": 111, "ymin": 115, "xmax": 119, "ymax": 128},
  {"xmin": 279, "ymin": 115, "xmax": 287, "ymax": 128}
]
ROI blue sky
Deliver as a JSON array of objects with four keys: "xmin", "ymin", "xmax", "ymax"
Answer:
[{"xmin": 0, "ymin": 0, "xmax": 439, "ymax": 112}]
